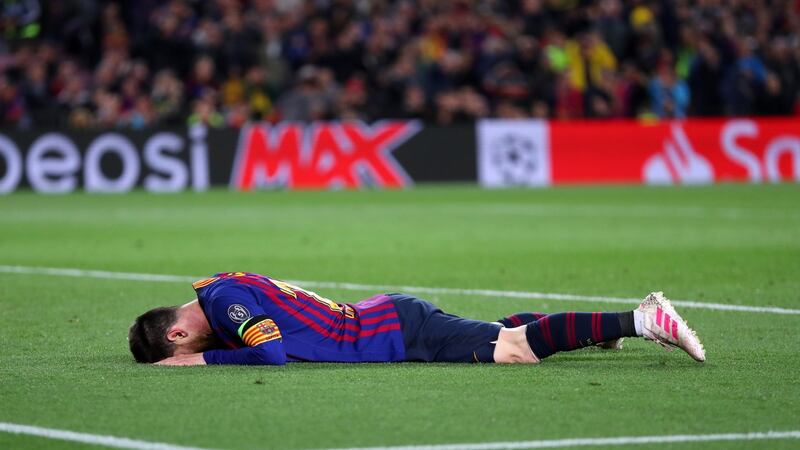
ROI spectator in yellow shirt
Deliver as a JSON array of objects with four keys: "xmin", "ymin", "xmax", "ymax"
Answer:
[{"xmin": 565, "ymin": 30, "xmax": 617, "ymax": 92}]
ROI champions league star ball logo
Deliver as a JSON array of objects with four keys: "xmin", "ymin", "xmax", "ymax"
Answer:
[
  {"xmin": 477, "ymin": 120, "xmax": 549, "ymax": 187},
  {"xmin": 490, "ymin": 133, "xmax": 540, "ymax": 185},
  {"xmin": 227, "ymin": 304, "xmax": 251, "ymax": 323}
]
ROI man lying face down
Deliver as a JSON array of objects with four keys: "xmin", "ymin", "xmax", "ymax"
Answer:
[{"xmin": 129, "ymin": 272, "xmax": 705, "ymax": 366}]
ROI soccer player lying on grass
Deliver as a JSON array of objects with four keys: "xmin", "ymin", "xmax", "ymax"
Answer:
[{"xmin": 129, "ymin": 272, "xmax": 706, "ymax": 366}]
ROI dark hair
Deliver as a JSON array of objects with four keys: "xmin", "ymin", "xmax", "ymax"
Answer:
[{"xmin": 128, "ymin": 306, "xmax": 179, "ymax": 363}]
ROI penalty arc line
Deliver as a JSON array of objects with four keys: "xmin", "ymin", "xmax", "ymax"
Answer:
[
  {"xmin": 0, "ymin": 422, "xmax": 211, "ymax": 450},
  {"xmin": 0, "ymin": 423, "xmax": 798, "ymax": 450},
  {"xmin": 318, "ymin": 431, "xmax": 800, "ymax": 450},
  {"xmin": 0, "ymin": 264, "xmax": 798, "ymax": 315}
]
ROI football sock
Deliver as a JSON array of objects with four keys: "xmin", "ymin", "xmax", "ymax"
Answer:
[
  {"xmin": 496, "ymin": 312, "xmax": 547, "ymax": 328},
  {"xmin": 524, "ymin": 311, "xmax": 638, "ymax": 359}
]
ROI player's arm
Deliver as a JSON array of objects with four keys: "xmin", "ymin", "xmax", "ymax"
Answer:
[
  {"xmin": 154, "ymin": 353, "xmax": 206, "ymax": 366},
  {"xmin": 200, "ymin": 290, "xmax": 287, "ymax": 365},
  {"xmin": 156, "ymin": 287, "xmax": 287, "ymax": 366},
  {"xmin": 203, "ymin": 314, "xmax": 287, "ymax": 366}
]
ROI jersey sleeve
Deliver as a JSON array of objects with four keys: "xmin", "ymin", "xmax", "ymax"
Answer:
[{"xmin": 201, "ymin": 287, "xmax": 287, "ymax": 366}]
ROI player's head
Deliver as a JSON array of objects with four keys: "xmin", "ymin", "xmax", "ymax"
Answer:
[
  {"xmin": 128, "ymin": 306, "xmax": 180, "ymax": 363},
  {"xmin": 128, "ymin": 301, "xmax": 216, "ymax": 363}
]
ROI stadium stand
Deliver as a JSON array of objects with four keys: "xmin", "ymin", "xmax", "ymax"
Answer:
[{"xmin": 1, "ymin": 0, "xmax": 799, "ymax": 129}]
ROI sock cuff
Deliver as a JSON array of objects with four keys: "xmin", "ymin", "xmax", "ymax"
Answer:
[
  {"xmin": 617, "ymin": 311, "xmax": 636, "ymax": 337},
  {"xmin": 525, "ymin": 321, "xmax": 537, "ymax": 343},
  {"xmin": 524, "ymin": 322, "xmax": 550, "ymax": 359},
  {"xmin": 496, "ymin": 317, "xmax": 513, "ymax": 328}
]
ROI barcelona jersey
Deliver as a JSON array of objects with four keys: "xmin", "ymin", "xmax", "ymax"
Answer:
[{"xmin": 193, "ymin": 272, "xmax": 406, "ymax": 364}]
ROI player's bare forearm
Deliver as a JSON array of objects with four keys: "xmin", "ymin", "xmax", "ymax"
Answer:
[{"xmin": 154, "ymin": 353, "xmax": 206, "ymax": 366}]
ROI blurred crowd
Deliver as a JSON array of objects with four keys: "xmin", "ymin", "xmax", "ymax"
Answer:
[{"xmin": 1, "ymin": 0, "xmax": 800, "ymax": 129}]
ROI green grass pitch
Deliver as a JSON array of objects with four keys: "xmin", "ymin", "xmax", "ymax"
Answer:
[{"xmin": 0, "ymin": 184, "xmax": 799, "ymax": 450}]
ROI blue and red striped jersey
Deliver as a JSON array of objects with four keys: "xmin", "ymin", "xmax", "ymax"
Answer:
[{"xmin": 194, "ymin": 272, "xmax": 406, "ymax": 364}]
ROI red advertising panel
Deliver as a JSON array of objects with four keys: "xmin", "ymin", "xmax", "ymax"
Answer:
[
  {"xmin": 550, "ymin": 118, "xmax": 800, "ymax": 184},
  {"xmin": 230, "ymin": 121, "xmax": 421, "ymax": 190}
]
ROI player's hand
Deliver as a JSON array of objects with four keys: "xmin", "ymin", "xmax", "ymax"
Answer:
[{"xmin": 154, "ymin": 353, "xmax": 206, "ymax": 366}]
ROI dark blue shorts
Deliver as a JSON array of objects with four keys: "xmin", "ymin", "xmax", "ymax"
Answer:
[{"xmin": 389, "ymin": 293, "xmax": 502, "ymax": 363}]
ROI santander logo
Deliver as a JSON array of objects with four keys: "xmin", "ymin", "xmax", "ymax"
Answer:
[
  {"xmin": 642, "ymin": 120, "xmax": 800, "ymax": 185},
  {"xmin": 720, "ymin": 119, "xmax": 800, "ymax": 182},
  {"xmin": 643, "ymin": 124, "xmax": 714, "ymax": 185}
]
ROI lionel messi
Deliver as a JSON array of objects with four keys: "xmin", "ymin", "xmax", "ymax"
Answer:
[{"xmin": 129, "ymin": 272, "xmax": 705, "ymax": 366}]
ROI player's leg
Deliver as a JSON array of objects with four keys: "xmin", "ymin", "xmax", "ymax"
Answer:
[
  {"xmin": 497, "ymin": 312, "xmax": 624, "ymax": 349},
  {"xmin": 522, "ymin": 310, "xmax": 635, "ymax": 359},
  {"xmin": 398, "ymin": 302, "xmax": 624, "ymax": 363},
  {"xmin": 392, "ymin": 292, "xmax": 705, "ymax": 364},
  {"xmin": 515, "ymin": 292, "xmax": 705, "ymax": 362},
  {"xmin": 390, "ymin": 293, "xmax": 502, "ymax": 363}
]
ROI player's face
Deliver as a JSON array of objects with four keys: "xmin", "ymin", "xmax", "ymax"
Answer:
[
  {"xmin": 167, "ymin": 306, "xmax": 220, "ymax": 355},
  {"xmin": 163, "ymin": 300, "xmax": 221, "ymax": 357}
]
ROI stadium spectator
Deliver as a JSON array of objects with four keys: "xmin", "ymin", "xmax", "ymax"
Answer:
[
  {"xmin": 0, "ymin": 0, "xmax": 799, "ymax": 129},
  {"xmin": 688, "ymin": 36, "xmax": 725, "ymax": 117},
  {"xmin": 649, "ymin": 51, "xmax": 690, "ymax": 118}
]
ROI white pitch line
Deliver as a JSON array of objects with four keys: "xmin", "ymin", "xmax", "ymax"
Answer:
[
  {"xmin": 319, "ymin": 431, "xmax": 800, "ymax": 450},
  {"xmin": 1, "ymin": 423, "xmax": 798, "ymax": 450},
  {"xmin": 0, "ymin": 264, "xmax": 798, "ymax": 315},
  {"xmin": 0, "ymin": 422, "xmax": 212, "ymax": 450}
]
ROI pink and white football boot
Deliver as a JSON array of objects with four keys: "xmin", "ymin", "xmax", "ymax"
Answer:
[{"xmin": 638, "ymin": 292, "xmax": 706, "ymax": 362}]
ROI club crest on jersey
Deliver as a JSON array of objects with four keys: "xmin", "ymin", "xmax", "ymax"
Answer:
[
  {"xmin": 257, "ymin": 321, "xmax": 277, "ymax": 335},
  {"xmin": 227, "ymin": 304, "xmax": 251, "ymax": 323}
]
